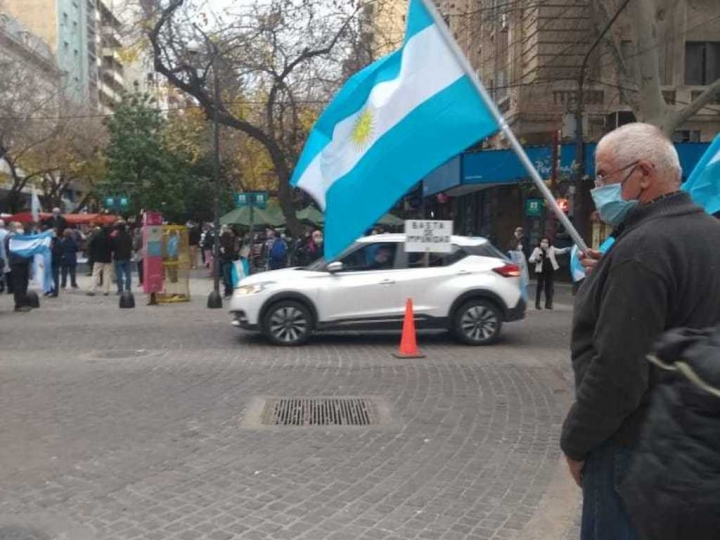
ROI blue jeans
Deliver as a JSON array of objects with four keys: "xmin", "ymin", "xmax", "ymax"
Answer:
[
  {"xmin": 221, "ymin": 259, "xmax": 234, "ymax": 297},
  {"xmin": 115, "ymin": 261, "xmax": 132, "ymax": 293},
  {"xmin": 581, "ymin": 439, "xmax": 639, "ymax": 540}
]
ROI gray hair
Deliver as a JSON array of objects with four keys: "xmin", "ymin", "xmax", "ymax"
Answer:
[{"xmin": 597, "ymin": 123, "xmax": 681, "ymax": 183}]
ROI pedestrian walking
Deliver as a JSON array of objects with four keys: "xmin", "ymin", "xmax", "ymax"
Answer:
[
  {"xmin": 60, "ymin": 228, "xmax": 79, "ymax": 289},
  {"xmin": 111, "ymin": 221, "xmax": 133, "ymax": 294},
  {"xmin": 219, "ymin": 226, "xmax": 238, "ymax": 298},
  {"xmin": 133, "ymin": 225, "xmax": 144, "ymax": 287},
  {"xmin": 86, "ymin": 225, "xmax": 113, "ymax": 296},
  {"xmin": 202, "ymin": 224, "xmax": 215, "ymax": 274},
  {"xmin": 560, "ymin": 123, "xmax": 720, "ymax": 540},
  {"xmin": 263, "ymin": 228, "xmax": 288, "ymax": 271},
  {"xmin": 297, "ymin": 229, "xmax": 324, "ymax": 266},
  {"xmin": 188, "ymin": 221, "xmax": 201, "ymax": 269},
  {"xmin": 4, "ymin": 222, "xmax": 32, "ymax": 312},
  {"xmin": 0, "ymin": 219, "xmax": 9, "ymax": 293},
  {"xmin": 47, "ymin": 227, "xmax": 62, "ymax": 297},
  {"xmin": 528, "ymin": 237, "xmax": 569, "ymax": 310}
]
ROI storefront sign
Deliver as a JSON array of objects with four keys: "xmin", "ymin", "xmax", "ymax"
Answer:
[{"xmin": 525, "ymin": 198, "xmax": 544, "ymax": 217}]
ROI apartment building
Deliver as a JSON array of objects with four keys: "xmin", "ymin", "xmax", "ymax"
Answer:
[{"xmin": 3, "ymin": 0, "xmax": 96, "ymax": 103}]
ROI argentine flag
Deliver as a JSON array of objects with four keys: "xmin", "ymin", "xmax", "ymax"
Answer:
[
  {"xmin": 683, "ymin": 134, "xmax": 720, "ymax": 215},
  {"xmin": 291, "ymin": 0, "xmax": 500, "ymax": 259}
]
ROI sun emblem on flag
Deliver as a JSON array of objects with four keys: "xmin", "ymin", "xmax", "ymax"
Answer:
[{"xmin": 351, "ymin": 108, "xmax": 375, "ymax": 149}]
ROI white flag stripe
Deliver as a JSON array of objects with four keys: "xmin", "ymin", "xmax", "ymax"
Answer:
[
  {"xmin": 709, "ymin": 148, "xmax": 720, "ymax": 167},
  {"xmin": 296, "ymin": 24, "xmax": 465, "ymax": 209}
]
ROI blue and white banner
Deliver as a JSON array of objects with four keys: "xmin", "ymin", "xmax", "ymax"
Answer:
[
  {"xmin": 683, "ymin": 134, "xmax": 720, "ymax": 215},
  {"xmin": 9, "ymin": 231, "xmax": 54, "ymax": 292},
  {"xmin": 291, "ymin": 0, "xmax": 500, "ymax": 259}
]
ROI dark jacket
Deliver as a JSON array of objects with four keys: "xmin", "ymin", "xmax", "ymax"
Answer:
[
  {"xmin": 44, "ymin": 215, "xmax": 68, "ymax": 234},
  {"xmin": 188, "ymin": 226, "xmax": 201, "ymax": 247},
  {"xmin": 561, "ymin": 193, "xmax": 720, "ymax": 461},
  {"xmin": 88, "ymin": 228, "xmax": 113, "ymax": 264},
  {"xmin": 111, "ymin": 230, "xmax": 133, "ymax": 261},
  {"xmin": 60, "ymin": 237, "xmax": 80, "ymax": 265},
  {"xmin": 620, "ymin": 327, "xmax": 720, "ymax": 540},
  {"xmin": 219, "ymin": 232, "xmax": 238, "ymax": 261}
]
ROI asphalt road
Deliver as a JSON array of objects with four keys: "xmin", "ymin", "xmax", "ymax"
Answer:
[{"xmin": 0, "ymin": 274, "xmax": 580, "ymax": 540}]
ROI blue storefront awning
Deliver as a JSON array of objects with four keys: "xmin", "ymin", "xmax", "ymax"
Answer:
[{"xmin": 423, "ymin": 142, "xmax": 711, "ymax": 197}]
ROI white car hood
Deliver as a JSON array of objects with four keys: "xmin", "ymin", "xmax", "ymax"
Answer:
[{"xmin": 238, "ymin": 267, "xmax": 321, "ymax": 286}]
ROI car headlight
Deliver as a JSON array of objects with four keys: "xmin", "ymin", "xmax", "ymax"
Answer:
[{"xmin": 235, "ymin": 282, "xmax": 275, "ymax": 296}]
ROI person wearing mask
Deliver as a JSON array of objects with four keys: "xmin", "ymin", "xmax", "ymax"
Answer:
[
  {"xmin": 111, "ymin": 221, "xmax": 134, "ymax": 294},
  {"xmin": 86, "ymin": 225, "xmax": 113, "ymax": 296},
  {"xmin": 219, "ymin": 226, "xmax": 238, "ymax": 298},
  {"xmin": 4, "ymin": 222, "xmax": 32, "ymax": 312},
  {"xmin": 0, "ymin": 219, "xmax": 8, "ymax": 293},
  {"xmin": 560, "ymin": 123, "xmax": 720, "ymax": 540},
  {"xmin": 301, "ymin": 230, "xmax": 324, "ymax": 266},
  {"xmin": 528, "ymin": 237, "xmax": 570, "ymax": 310},
  {"xmin": 60, "ymin": 228, "xmax": 80, "ymax": 289}
]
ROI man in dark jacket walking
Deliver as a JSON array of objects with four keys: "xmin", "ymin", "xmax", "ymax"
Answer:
[
  {"xmin": 4, "ymin": 222, "xmax": 32, "ymax": 312},
  {"xmin": 561, "ymin": 123, "xmax": 720, "ymax": 540},
  {"xmin": 111, "ymin": 221, "xmax": 133, "ymax": 294},
  {"xmin": 86, "ymin": 225, "xmax": 113, "ymax": 296}
]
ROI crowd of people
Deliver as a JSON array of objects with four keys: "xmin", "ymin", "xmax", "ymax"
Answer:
[
  {"xmin": 0, "ymin": 210, "xmax": 146, "ymax": 311},
  {"xmin": 195, "ymin": 224, "xmax": 325, "ymax": 298}
]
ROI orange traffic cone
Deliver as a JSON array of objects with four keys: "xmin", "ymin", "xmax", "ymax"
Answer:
[{"xmin": 393, "ymin": 298, "xmax": 425, "ymax": 359}]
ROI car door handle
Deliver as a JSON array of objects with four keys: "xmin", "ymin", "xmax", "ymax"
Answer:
[
  {"xmin": 379, "ymin": 279, "xmax": 396, "ymax": 286},
  {"xmin": 456, "ymin": 270, "xmax": 471, "ymax": 276}
]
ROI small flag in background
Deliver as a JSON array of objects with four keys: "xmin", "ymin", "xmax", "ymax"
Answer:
[
  {"xmin": 291, "ymin": 0, "xmax": 500, "ymax": 260},
  {"xmin": 31, "ymin": 185, "xmax": 42, "ymax": 223},
  {"xmin": 683, "ymin": 134, "xmax": 720, "ymax": 215}
]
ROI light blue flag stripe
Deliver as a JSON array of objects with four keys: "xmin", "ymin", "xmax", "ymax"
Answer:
[
  {"xmin": 683, "ymin": 134, "xmax": 720, "ymax": 215},
  {"xmin": 324, "ymin": 76, "xmax": 498, "ymax": 258},
  {"xmin": 292, "ymin": 0, "xmax": 501, "ymax": 260}
]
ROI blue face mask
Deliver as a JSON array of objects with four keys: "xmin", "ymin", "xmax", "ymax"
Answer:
[{"xmin": 590, "ymin": 183, "xmax": 638, "ymax": 226}]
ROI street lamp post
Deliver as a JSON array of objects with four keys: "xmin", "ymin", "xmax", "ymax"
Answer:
[{"xmin": 187, "ymin": 32, "xmax": 223, "ymax": 309}]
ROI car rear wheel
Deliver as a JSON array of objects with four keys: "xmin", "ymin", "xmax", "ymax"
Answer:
[
  {"xmin": 262, "ymin": 300, "xmax": 313, "ymax": 346},
  {"xmin": 453, "ymin": 299, "xmax": 502, "ymax": 345}
]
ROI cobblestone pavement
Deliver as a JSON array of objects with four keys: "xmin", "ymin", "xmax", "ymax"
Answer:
[{"xmin": 0, "ymin": 274, "xmax": 580, "ymax": 540}]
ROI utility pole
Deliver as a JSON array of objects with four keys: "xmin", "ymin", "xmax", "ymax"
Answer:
[
  {"xmin": 187, "ymin": 27, "xmax": 223, "ymax": 309},
  {"xmin": 574, "ymin": 0, "xmax": 634, "ymax": 241}
]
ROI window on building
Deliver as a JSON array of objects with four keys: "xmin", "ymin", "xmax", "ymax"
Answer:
[
  {"xmin": 672, "ymin": 130, "xmax": 701, "ymax": 143},
  {"xmin": 685, "ymin": 42, "xmax": 720, "ymax": 85},
  {"xmin": 63, "ymin": 12, "xmax": 68, "ymax": 26}
]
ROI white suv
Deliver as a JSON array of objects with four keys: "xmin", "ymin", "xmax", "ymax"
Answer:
[{"xmin": 230, "ymin": 234, "xmax": 526, "ymax": 346}]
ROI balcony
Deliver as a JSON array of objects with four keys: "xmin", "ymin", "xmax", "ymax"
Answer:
[{"xmin": 102, "ymin": 69, "xmax": 125, "ymax": 92}]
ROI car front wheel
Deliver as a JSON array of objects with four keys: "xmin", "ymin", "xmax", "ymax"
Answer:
[
  {"xmin": 262, "ymin": 300, "xmax": 313, "ymax": 346},
  {"xmin": 453, "ymin": 299, "xmax": 502, "ymax": 345}
]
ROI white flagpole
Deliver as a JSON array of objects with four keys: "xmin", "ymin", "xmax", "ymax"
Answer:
[{"xmin": 418, "ymin": 0, "xmax": 589, "ymax": 253}]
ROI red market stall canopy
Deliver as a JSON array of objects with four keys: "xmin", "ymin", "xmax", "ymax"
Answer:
[{"xmin": 7, "ymin": 212, "xmax": 119, "ymax": 226}]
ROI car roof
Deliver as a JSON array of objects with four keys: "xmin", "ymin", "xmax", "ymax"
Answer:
[{"xmin": 357, "ymin": 234, "xmax": 489, "ymax": 246}]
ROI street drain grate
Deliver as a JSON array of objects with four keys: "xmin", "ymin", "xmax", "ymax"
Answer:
[
  {"xmin": 262, "ymin": 397, "xmax": 379, "ymax": 426},
  {"xmin": 0, "ymin": 527, "xmax": 51, "ymax": 540}
]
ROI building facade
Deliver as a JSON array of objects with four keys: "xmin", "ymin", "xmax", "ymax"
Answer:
[
  {"xmin": 429, "ymin": 0, "xmax": 720, "ymax": 252},
  {"xmin": 3, "ymin": 0, "xmax": 96, "ymax": 103}
]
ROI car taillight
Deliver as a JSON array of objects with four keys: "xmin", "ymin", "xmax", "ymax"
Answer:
[{"xmin": 493, "ymin": 263, "xmax": 521, "ymax": 278}]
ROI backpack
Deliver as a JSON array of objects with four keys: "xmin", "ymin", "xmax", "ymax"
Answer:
[{"xmin": 269, "ymin": 238, "xmax": 287, "ymax": 263}]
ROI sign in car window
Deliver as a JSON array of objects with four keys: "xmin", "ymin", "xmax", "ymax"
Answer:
[{"xmin": 405, "ymin": 220, "xmax": 453, "ymax": 253}]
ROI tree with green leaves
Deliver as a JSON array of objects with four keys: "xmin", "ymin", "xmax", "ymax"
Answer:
[{"xmin": 103, "ymin": 94, "xmax": 189, "ymax": 221}]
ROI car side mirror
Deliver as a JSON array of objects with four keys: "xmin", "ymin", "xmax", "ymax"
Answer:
[{"xmin": 327, "ymin": 261, "xmax": 344, "ymax": 274}]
